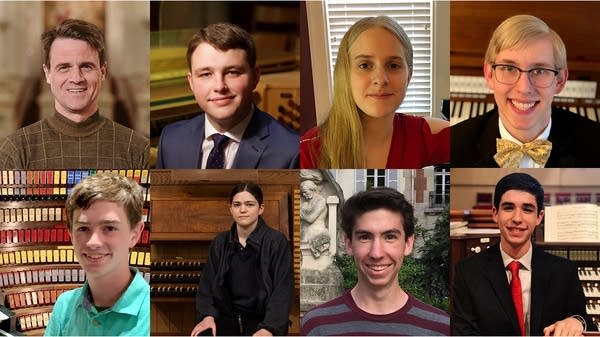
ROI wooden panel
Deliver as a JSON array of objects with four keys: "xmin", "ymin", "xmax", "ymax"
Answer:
[
  {"xmin": 451, "ymin": 1, "xmax": 600, "ymax": 94},
  {"xmin": 150, "ymin": 169, "xmax": 300, "ymax": 335}
]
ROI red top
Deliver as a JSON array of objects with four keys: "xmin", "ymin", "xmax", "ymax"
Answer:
[{"xmin": 300, "ymin": 113, "xmax": 450, "ymax": 168}]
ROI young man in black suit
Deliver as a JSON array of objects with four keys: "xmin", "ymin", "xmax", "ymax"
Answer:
[
  {"xmin": 452, "ymin": 172, "xmax": 595, "ymax": 336},
  {"xmin": 451, "ymin": 15, "xmax": 600, "ymax": 167}
]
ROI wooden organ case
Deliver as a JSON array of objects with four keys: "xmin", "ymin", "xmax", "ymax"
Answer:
[
  {"xmin": 150, "ymin": 170, "xmax": 300, "ymax": 335},
  {"xmin": 0, "ymin": 170, "xmax": 151, "ymax": 335}
]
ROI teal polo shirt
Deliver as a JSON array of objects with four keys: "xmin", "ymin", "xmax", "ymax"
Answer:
[{"xmin": 44, "ymin": 268, "xmax": 149, "ymax": 336}]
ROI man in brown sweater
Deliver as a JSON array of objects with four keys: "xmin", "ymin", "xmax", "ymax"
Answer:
[{"xmin": 0, "ymin": 19, "xmax": 148, "ymax": 169}]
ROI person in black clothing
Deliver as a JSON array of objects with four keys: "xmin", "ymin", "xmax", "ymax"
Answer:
[{"xmin": 190, "ymin": 182, "xmax": 293, "ymax": 336}]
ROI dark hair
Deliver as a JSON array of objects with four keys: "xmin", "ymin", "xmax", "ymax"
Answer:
[
  {"xmin": 229, "ymin": 182, "xmax": 263, "ymax": 205},
  {"xmin": 341, "ymin": 187, "xmax": 415, "ymax": 240},
  {"xmin": 494, "ymin": 172, "xmax": 544, "ymax": 214},
  {"xmin": 41, "ymin": 18, "xmax": 106, "ymax": 66},
  {"xmin": 186, "ymin": 22, "xmax": 256, "ymax": 70}
]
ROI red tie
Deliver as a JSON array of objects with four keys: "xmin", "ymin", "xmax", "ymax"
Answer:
[{"xmin": 508, "ymin": 260, "xmax": 525, "ymax": 336}]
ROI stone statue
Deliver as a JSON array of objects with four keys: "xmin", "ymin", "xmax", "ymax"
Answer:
[{"xmin": 300, "ymin": 172, "xmax": 330, "ymax": 258}]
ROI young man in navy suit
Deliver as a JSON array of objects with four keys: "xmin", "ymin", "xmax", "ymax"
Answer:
[
  {"xmin": 156, "ymin": 23, "xmax": 299, "ymax": 169},
  {"xmin": 452, "ymin": 173, "xmax": 595, "ymax": 336},
  {"xmin": 451, "ymin": 15, "xmax": 600, "ymax": 167}
]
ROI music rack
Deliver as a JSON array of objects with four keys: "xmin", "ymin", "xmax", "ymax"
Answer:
[{"xmin": 0, "ymin": 169, "xmax": 151, "ymax": 336}]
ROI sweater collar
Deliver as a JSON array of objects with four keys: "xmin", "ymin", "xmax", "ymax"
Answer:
[{"xmin": 46, "ymin": 110, "xmax": 107, "ymax": 137}]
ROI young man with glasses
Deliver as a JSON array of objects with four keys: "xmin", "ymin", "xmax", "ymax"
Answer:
[{"xmin": 451, "ymin": 14, "xmax": 600, "ymax": 167}]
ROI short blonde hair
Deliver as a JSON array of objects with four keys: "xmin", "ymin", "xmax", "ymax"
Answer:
[
  {"xmin": 319, "ymin": 16, "xmax": 413, "ymax": 168},
  {"xmin": 66, "ymin": 172, "xmax": 143, "ymax": 230},
  {"xmin": 485, "ymin": 14, "xmax": 567, "ymax": 70}
]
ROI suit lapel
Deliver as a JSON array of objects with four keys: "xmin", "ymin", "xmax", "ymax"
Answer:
[
  {"xmin": 530, "ymin": 247, "xmax": 549, "ymax": 335},
  {"xmin": 483, "ymin": 244, "xmax": 522, "ymax": 334},
  {"xmin": 475, "ymin": 110, "xmax": 501, "ymax": 167},
  {"xmin": 547, "ymin": 108, "xmax": 576, "ymax": 167},
  {"xmin": 232, "ymin": 109, "xmax": 269, "ymax": 168},
  {"xmin": 190, "ymin": 115, "xmax": 205, "ymax": 168}
]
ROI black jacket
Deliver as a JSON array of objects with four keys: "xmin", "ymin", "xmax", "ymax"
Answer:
[
  {"xmin": 451, "ymin": 107, "xmax": 600, "ymax": 167},
  {"xmin": 195, "ymin": 218, "xmax": 293, "ymax": 335},
  {"xmin": 452, "ymin": 243, "xmax": 595, "ymax": 335}
]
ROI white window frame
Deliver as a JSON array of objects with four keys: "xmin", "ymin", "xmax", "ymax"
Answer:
[{"xmin": 306, "ymin": 1, "xmax": 449, "ymax": 125}]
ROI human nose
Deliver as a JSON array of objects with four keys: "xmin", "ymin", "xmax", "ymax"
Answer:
[
  {"xmin": 213, "ymin": 74, "xmax": 228, "ymax": 92},
  {"xmin": 86, "ymin": 230, "xmax": 103, "ymax": 248},
  {"xmin": 372, "ymin": 66, "xmax": 389, "ymax": 86},
  {"xmin": 69, "ymin": 67, "xmax": 85, "ymax": 83},
  {"xmin": 512, "ymin": 209, "xmax": 523, "ymax": 223},
  {"xmin": 369, "ymin": 237, "xmax": 384, "ymax": 259},
  {"xmin": 514, "ymin": 70, "xmax": 534, "ymax": 93}
]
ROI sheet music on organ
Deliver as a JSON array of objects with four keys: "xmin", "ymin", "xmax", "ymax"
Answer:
[{"xmin": 544, "ymin": 203, "xmax": 600, "ymax": 242}]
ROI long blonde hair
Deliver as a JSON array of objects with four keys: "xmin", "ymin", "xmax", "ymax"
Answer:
[{"xmin": 318, "ymin": 16, "xmax": 413, "ymax": 168}]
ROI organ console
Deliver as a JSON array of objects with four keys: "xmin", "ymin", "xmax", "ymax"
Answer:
[
  {"xmin": 447, "ymin": 93, "xmax": 600, "ymax": 126},
  {"xmin": 150, "ymin": 169, "xmax": 300, "ymax": 335},
  {"xmin": 0, "ymin": 170, "xmax": 151, "ymax": 336},
  {"xmin": 452, "ymin": 205, "xmax": 600, "ymax": 329}
]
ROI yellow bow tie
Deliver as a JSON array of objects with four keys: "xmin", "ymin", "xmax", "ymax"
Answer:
[{"xmin": 494, "ymin": 138, "xmax": 552, "ymax": 168}]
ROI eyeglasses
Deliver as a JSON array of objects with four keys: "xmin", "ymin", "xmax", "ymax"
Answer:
[{"xmin": 491, "ymin": 64, "xmax": 559, "ymax": 88}]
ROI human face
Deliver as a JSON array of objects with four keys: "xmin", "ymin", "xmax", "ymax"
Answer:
[
  {"xmin": 484, "ymin": 37, "xmax": 568, "ymax": 142},
  {"xmin": 349, "ymin": 27, "xmax": 412, "ymax": 119},
  {"xmin": 188, "ymin": 43, "xmax": 260, "ymax": 133},
  {"xmin": 230, "ymin": 191, "xmax": 264, "ymax": 230},
  {"xmin": 70, "ymin": 200, "xmax": 143, "ymax": 283},
  {"xmin": 43, "ymin": 38, "xmax": 106, "ymax": 122},
  {"xmin": 493, "ymin": 190, "xmax": 544, "ymax": 259},
  {"xmin": 345, "ymin": 209, "xmax": 414, "ymax": 291}
]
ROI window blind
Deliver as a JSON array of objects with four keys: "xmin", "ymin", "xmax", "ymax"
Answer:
[{"xmin": 325, "ymin": 0, "xmax": 433, "ymax": 116}]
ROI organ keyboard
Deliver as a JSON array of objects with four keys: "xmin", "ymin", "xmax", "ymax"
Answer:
[
  {"xmin": 0, "ymin": 170, "xmax": 151, "ymax": 335},
  {"xmin": 448, "ymin": 94, "xmax": 600, "ymax": 125}
]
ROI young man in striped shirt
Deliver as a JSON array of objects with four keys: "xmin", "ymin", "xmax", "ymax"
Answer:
[{"xmin": 301, "ymin": 187, "xmax": 449, "ymax": 336}]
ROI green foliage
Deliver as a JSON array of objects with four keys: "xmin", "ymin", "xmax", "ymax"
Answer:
[{"xmin": 333, "ymin": 207, "xmax": 450, "ymax": 312}]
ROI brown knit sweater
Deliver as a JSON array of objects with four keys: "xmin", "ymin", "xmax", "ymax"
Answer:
[{"xmin": 0, "ymin": 112, "xmax": 149, "ymax": 169}]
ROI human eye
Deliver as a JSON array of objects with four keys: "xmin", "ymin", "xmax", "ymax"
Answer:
[
  {"xmin": 232, "ymin": 202, "xmax": 242, "ymax": 208},
  {"xmin": 501, "ymin": 204, "xmax": 515, "ymax": 211},
  {"xmin": 75, "ymin": 225, "xmax": 89, "ymax": 232},
  {"xmin": 356, "ymin": 232, "xmax": 371, "ymax": 242},
  {"xmin": 104, "ymin": 225, "xmax": 118, "ymax": 232},
  {"xmin": 497, "ymin": 65, "xmax": 517, "ymax": 74},
  {"xmin": 530, "ymin": 68, "xmax": 554, "ymax": 77},
  {"xmin": 384, "ymin": 233, "xmax": 399, "ymax": 241},
  {"xmin": 56, "ymin": 65, "xmax": 70, "ymax": 72},
  {"xmin": 226, "ymin": 69, "xmax": 242, "ymax": 77},
  {"xmin": 388, "ymin": 62, "xmax": 403, "ymax": 71},
  {"xmin": 522, "ymin": 206, "xmax": 535, "ymax": 214},
  {"xmin": 358, "ymin": 62, "xmax": 371, "ymax": 70},
  {"xmin": 197, "ymin": 72, "xmax": 211, "ymax": 79},
  {"xmin": 245, "ymin": 202, "xmax": 256, "ymax": 208}
]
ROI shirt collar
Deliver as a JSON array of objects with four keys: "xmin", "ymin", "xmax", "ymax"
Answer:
[
  {"xmin": 499, "ymin": 117, "xmax": 552, "ymax": 145},
  {"xmin": 77, "ymin": 268, "xmax": 148, "ymax": 316},
  {"xmin": 500, "ymin": 243, "xmax": 533, "ymax": 271},
  {"xmin": 204, "ymin": 105, "xmax": 254, "ymax": 143}
]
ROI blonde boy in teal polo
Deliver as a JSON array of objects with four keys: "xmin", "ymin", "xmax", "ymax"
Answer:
[{"xmin": 44, "ymin": 172, "xmax": 149, "ymax": 336}]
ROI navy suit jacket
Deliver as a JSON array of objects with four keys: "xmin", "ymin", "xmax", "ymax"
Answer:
[
  {"xmin": 451, "ymin": 107, "xmax": 600, "ymax": 167},
  {"xmin": 452, "ymin": 243, "xmax": 595, "ymax": 336},
  {"xmin": 156, "ymin": 108, "xmax": 299, "ymax": 168}
]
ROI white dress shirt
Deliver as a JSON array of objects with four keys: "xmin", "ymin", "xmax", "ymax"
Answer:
[
  {"xmin": 200, "ymin": 107, "xmax": 254, "ymax": 169},
  {"xmin": 501, "ymin": 243, "xmax": 533, "ymax": 335}
]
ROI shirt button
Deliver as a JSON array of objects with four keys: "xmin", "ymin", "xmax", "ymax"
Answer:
[{"xmin": 93, "ymin": 320, "xmax": 100, "ymax": 326}]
